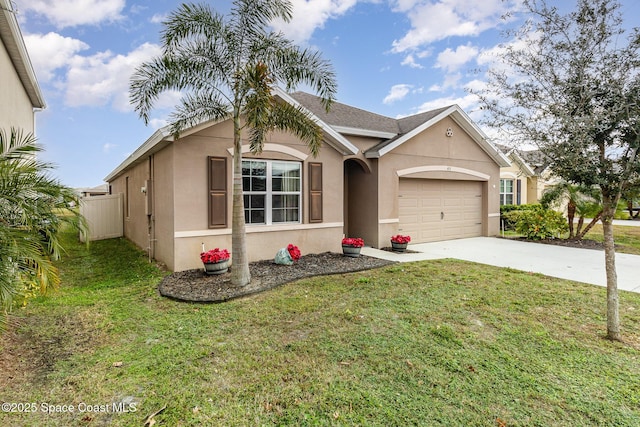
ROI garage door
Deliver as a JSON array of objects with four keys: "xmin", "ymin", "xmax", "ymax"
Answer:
[{"xmin": 398, "ymin": 179, "xmax": 483, "ymax": 243}]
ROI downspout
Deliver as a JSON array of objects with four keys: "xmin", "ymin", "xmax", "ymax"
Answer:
[{"xmin": 147, "ymin": 154, "xmax": 156, "ymax": 262}]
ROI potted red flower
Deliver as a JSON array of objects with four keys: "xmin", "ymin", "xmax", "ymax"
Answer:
[
  {"xmin": 275, "ymin": 244, "xmax": 301, "ymax": 265},
  {"xmin": 342, "ymin": 237, "xmax": 364, "ymax": 257},
  {"xmin": 200, "ymin": 248, "xmax": 230, "ymax": 275},
  {"xmin": 390, "ymin": 235, "xmax": 411, "ymax": 252}
]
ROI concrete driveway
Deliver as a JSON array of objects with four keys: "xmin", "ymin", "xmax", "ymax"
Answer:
[{"xmin": 363, "ymin": 236, "xmax": 640, "ymax": 294}]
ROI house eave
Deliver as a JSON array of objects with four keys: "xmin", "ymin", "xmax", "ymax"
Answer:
[
  {"xmin": 331, "ymin": 125, "xmax": 397, "ymax": 140},
  {"xmin": 508, "ymin": 152, "xmax": 536, "ymax": 177},
  {"xmin": 447, "ymin": 107, "xmax": 511, "ymax": 168},
  {"xmin": 0, "ymin": 0, "xmax": 46, "ymax": 109},
  {"xmin": 104, "ymin": 127, "xmax": 174, "ymax": 182},
  {"xmin": 274, "ymin": 88, "xmax": 359, "ymax": 156}
]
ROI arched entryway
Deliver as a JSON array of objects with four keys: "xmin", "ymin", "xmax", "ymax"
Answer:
[{"xmin": 343, "ymin": 158, "xmax": 374, "ymax": 243}]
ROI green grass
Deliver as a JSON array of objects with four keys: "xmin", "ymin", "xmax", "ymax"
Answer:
[
  {"xmin": 582, "ymin": 223, "xmax": 640, "ymax": 255},
  {"xmin": 502, "ymin": 223, "xmax": 640, "ymax": 255},
  {"xmin": 1, "ymin": 229, "xmax": 639, "ymax": 426}
]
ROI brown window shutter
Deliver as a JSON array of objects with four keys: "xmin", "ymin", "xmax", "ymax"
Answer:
[
  {"xmin": 208, "ymin": 157, "xmax": 227, "ymax": 228},
  {"xmin": 308, "ymin": 162, "xmax": 323, "ymax": 223}
]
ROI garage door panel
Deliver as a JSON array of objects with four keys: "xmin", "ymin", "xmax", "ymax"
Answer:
[{"xmin": 398, "ymin": 178, "xmax": 483, "ymax": 243}]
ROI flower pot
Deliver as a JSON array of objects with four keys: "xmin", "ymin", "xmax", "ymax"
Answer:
[
  {"xmin": 203, "ymin": 259, "xmax": 229, "ymax": 275},
  {"xmin": 342, "ymin": 245, "xmax": 362, "ymax": 257},
  {"xmin": 391, "ymin": 241, "xmax": 408, "ymax": 252}
]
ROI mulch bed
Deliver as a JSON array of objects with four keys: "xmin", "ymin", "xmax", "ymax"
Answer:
[
  {"xmin": 158, "ymin": 252, "xmax": 395, "ymax": 303},
  {"xmin": 508, "ymin": 237, "xmax": 609, "ymax": 250}
]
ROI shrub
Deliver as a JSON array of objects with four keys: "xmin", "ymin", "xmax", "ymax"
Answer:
[
  {"xmin": 500, "ymin": 204, "xmax": 542, "ymax": 230},
  {"xmin": 514, "ymin": 208, "xmax": 568, "ymax": 240}
]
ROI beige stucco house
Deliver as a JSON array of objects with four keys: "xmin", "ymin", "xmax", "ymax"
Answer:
[
  {"xmin": 497, "ymin": 145, "xmax": 555, "ymax": 205},
  {"xmin": 0, "ymin": 0, "xmax": 45, "ymax": 132},
  {"xmin": 105, "ymin": 89, "xmax": 510, "ymax": 271}
]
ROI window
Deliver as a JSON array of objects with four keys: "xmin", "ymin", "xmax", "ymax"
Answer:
[
  {"xmin": 242, "ymin": 160, "xmax": 301, "ymax": 224},
  {"xmin": 500, "ymin": 179, "xmax": 514, "ymax": 205}
]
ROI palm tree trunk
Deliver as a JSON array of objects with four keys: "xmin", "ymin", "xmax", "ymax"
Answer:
[
  {"xmin": 575, "ymin": 210, "xmax": 602, "ymax": 240},
  {"xmin": 602, "ymin": 198, "xmax": 620, "ymax": 341},
  {"xmin": 567, "ymin": 201, "xmax": 576, "ymax": 239},
  {"xmin": 230, "ymin": 115, "xmax": 251, "ymax": 287}
]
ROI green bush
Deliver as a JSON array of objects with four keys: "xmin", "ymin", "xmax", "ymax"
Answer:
[
  {"xmin": 514, "ymin": 208, "xmax": 568, "ymax": 240},
  {"xmin": 500, "ymin": 204, "xmax": 542, "ymax": 230}
]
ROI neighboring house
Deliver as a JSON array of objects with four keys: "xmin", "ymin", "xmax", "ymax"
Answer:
[
  {"xmin": 105, "ymin": 89, "xmax": 510, "ymax": 271},
  {"xmin": 0, "ymin": 0, "xmax": 45, "ymax": 132},
  {"xmin": 496, "ymin": 144, "xmax": 555, "ymax": 205},
  {"xmin": 77, "ymin": 183, "xmax": 110, "ymax": 198}
]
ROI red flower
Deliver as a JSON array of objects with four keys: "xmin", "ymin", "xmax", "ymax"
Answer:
[
  {"xmin": 391, "ymin": 235, "xmax": 411, "ymax": 244},
  {"xmin": 342, "ymin": 237, "xmax": 364, "ymax": 247},
  {"xmin": 287, "ymin": 244, "xmax": 301, "ymax": 261},
  {"xmin": 200, "ymin": 248, "xmax": 230, "ymax": 263}
]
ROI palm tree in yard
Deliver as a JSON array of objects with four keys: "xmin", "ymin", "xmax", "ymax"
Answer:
[
  {"xmin": 129, "ymin": 1, "xmax": 337, "ymax": 287},
  {"xmin": 540, "ymin": 181, "xmax": 602, "ymax": 240},
  {"xmin": 0, "ymin": 128, "xmax": 83, "ymax": 327}
]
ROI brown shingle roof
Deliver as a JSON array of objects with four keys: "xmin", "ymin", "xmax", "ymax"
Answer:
[{"xmin": 290, "ymin": 92, "xmax": 400, "ymax": 135}]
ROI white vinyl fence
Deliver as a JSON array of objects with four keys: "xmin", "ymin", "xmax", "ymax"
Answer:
[{"xmin": 79, "ymin": 193, "xmax": 123, "ymax": 242}]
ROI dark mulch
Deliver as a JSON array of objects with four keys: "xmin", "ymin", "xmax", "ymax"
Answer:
[
  {"xmin": 508, "ymin": 237, "xmax": 608, "ymax": 250},
  {"xmin": 158, "ymin": 252, "xmax": 395, "ymax": 303}
]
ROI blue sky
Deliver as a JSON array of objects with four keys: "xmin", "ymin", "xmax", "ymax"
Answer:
[{"xmin": 14, "ymin": 0, "xmax": 640, "ymax": 188}]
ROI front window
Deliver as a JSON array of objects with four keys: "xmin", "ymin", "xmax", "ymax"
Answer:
[
  {"xmin": 242, "ymin": 160, "xmax": 301, "ymax": 224},
  {"xmin": 500, "ymin": 179, "xmax": 514, "ymax": 205}
]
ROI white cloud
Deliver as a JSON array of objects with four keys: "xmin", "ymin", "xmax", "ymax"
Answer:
[
  {"xmin": 413, "ymin": 93, "xmax": 480, "ymax": 115},
  {"xmin": 401, "ymin": 54, "xmax": 423, "ymax": 69},
  {"xmin": 391, "ymin": 0, "xmax": 519, "ymax": 53},
  {"xmin": 23, "ymin": 32, "xmax": 89, "ymax": 82},
  {"xmin": 383, "ymin": 84, "xmax": 413, "ymax": 104},
  {"xmin": 435, "ymin": 43, "xmax": 479, "ymax": 73},
  {"xmin": 149, "ymin": 118, "xmax": 169, "ymax": 130},
  {"xmin": 102, "ymin": 143, "xmax": 117, "ymax": 153},
  {"xmin": 150, "ymin": 13, "xmax": 167, "ymax": 24},
  {"xmin": 64, "ymin": 42, "xmax": 162, "ymax": 111},
  {"xmin": 20, "ymin": 0, "xmax": 126, "ymax": 28},
  {"xmin": 271, "ymin": 0, "xmax": 358, "ymax": 44}
]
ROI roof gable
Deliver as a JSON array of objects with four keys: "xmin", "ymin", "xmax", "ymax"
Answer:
[
  {"xmin": 496, "ymin": 144, "xmax": 544, "ymax": 176},
  {"xmin": 365, "ymin": 105, "xmax": 510, "ymax": 167},
  {"xmin": 291, "ymin": 92, "xmax": 509, "ymax": 168}
]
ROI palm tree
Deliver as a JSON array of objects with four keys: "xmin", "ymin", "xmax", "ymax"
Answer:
[
  {"xmin": 621, "ymin": 178, "xmax": 640, "ymax": 219},
  {"xmin": 540, "ymin": 181, "xmax": 602, "ymax": 239},
  {"xmin": 0, "ymin": 128, "xmax": 83, "ymax": 326},
  {"xmin": 129, "ymin": 1, "xmax": 337, "ymax": 287}
]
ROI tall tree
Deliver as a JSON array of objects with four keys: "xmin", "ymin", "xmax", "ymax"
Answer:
[
  {"xmin": 130, "ymin": 1, "xmax": 336, "ymax": 287},
  {"xmin": 475, "ymin": 0, "xmax": 640, "ymax": 340},
  {"xmin": 0, "ymin": 128, "xmax": 83, "ymax": 327}
]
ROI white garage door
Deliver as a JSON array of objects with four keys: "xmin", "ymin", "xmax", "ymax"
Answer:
[{"xmin": 398, "ymin": 179, "xmax": 483, "ymax": 243}]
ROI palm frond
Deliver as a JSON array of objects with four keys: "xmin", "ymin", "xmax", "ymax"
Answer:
[
  {"xmin": 0, "ymin": 128, "xmax": 41, "ymax": 160},
  {"xmin": 168, "ymin": 93, "xmax": 231, "ymax": 137}
]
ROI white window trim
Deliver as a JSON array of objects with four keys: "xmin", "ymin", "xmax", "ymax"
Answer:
[
  {"xmin": 500, "ymin": 178, "xmax": 514, "ymax": 205},
  {"xmin": 243, "ymin": 159, "xmax": 302, "ymax": 225}
]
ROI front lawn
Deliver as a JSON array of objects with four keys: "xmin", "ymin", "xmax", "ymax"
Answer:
[
  {"xmin": 1, "ymin": 229, "xmax": 639, "ymax": 426},
  {"xmin": 582, "ymin": 223, "xmax": 640, "ymax": 255},
  {"xmin": 501, "ymin": 222, "xmax": 640, "ymax": 255}
]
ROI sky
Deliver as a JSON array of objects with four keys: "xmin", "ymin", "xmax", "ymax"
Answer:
[{"xmin": 12, "ymin": 0, "xmax": 640, "ymax": 188}]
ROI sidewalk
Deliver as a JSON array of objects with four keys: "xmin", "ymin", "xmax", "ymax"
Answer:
[{"xmin": 362, "ymin": 237, "xmax": 640, "ymax": 294}]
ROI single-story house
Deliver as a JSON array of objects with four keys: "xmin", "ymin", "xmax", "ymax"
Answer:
[
  {"xmin": 496, "ymin": 144, "xmax": 556, "ymax": 205},
  {"xmin": 105, "ymin": 88, "xmax": 510, "ymax": 271}
]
